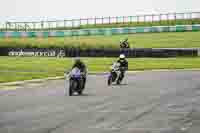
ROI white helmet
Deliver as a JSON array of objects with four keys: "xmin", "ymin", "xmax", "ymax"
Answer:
[{"xmin": 119, "ymin": 54, "xmax": 125, "ymax": 59}]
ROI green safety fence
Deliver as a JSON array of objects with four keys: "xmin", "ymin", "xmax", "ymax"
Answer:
[{"xmin": 0, "ymin": 25, "xmax": 200, "ymax": 38}]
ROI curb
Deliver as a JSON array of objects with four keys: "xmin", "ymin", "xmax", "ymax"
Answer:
[
  {"xmin": 1, "ymin": 69, "xmax": 200, "ymax": 86},
  {"xmin": 0, "ymin": 76, "xmax": 63, "ymax": 86}
]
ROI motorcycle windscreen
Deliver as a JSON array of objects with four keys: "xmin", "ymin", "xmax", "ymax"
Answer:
[{"xmin": 71, "ymin": 67, "xmax": 81, "ymax": 78}]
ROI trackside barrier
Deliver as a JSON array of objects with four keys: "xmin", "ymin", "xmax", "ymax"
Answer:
[
  {"xmin": 0, "ymin": 25, "xmax": 200, "ymax": 38},
  {"xmin": 0, "ymin": 48, "xmax": 197, "ymax": 57}
]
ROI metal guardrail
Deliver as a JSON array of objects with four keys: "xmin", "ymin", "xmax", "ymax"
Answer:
[
  {"xmin": 0, "ymin": 12, "xmax": 200, "ymax": 31},
  {"xmin": 0, "ymin": 25, "xmax": 200, "ymax": 38}
]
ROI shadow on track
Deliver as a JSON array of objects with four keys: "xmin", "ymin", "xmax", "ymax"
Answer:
[
  {"xmin": 65, "ymin": 93, "xmax": 94, "ymax": 97},
  {"xmin": 111, "ymin": 83, "xmax": 128, "ymax": 86}
]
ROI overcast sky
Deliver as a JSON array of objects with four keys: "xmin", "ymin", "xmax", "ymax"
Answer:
[{"xmin": 0, "ymin": 0, "xmax": 199, "ymax": 22}]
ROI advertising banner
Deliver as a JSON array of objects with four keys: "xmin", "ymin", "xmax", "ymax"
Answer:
[{"xmin": 0, "ymin": 48, "xmax": 197, "ymax": 57}]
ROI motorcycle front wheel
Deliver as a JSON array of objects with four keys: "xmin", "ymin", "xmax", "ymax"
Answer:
[
  {"xmin": 116, "ymin": 78, "xmax": 121, "ymax": 85},
  {"xmin": 108, "ymin": 77, "xmax": 112, "ymax": 86},
  {"xmin": 69, "ymin": 79, "xmax": 78, "ymax": 96},
  {"xmin": 108, "ymin": 72, "xmax": 113, "ymax": 86},
  {"xmin": 116, "ymin": 72, "xmax": 123, "ymax": 85},
  {"xmin": 69, "ymin": 88, "xmax": 73, "ymax": 96}
]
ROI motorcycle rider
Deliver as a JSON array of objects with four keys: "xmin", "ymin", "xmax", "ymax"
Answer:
[
  {"xmin": 116, "ymin": 54, "xmax": 128, "ymax": 84},
  {"xmin": 120, "ymin": 38, "xmax": 130, "ymax": 49},
  {"xmin": 71, "ymin": 57, "xmax": 87, "ymax": 89}
]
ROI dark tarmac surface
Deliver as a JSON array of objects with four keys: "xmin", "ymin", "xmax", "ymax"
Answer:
[{"xmin": 0, "ymin": 71, "xmax": 200, "ymax": 133}]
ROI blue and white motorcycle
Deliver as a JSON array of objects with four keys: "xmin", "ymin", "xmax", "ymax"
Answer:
[{"xmin": 65, "ymin": 67, "xmax": 85, "ymax": 96}]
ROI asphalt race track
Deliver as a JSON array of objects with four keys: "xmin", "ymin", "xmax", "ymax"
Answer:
[{"xmin": 0, "ymin": 70, "xmax": 200, "ymax": 133}]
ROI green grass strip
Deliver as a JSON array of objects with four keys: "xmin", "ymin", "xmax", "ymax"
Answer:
[
  {"xmin": 1, "ymin": 32, "xmax": 200, "ymax": 49},
  {"xmin": 1, "ymin": 56, "xmax": 200, "ymax": 83}
]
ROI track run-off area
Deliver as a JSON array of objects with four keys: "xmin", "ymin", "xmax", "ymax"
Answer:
[{"xmin": 0, "ymin": 70, "xmax": 200, "ymax": 133}]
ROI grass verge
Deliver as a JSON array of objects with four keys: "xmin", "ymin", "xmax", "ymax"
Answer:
[
  {"xmin": 1, "ymin": 31, "xmax": 200, "ymax": 49},
  {"xmin": 1, "ymin": 56, "xmax": 200, "ymax": 83}
]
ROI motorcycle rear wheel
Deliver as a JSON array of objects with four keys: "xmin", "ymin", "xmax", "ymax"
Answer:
[{"xmin": 78, "ymin": 90, "xmax": 83, "ymax": 95}]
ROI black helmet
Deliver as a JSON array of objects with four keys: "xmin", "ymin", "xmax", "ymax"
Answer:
[{"xmin": 125, "ymin": 38, "xmax": 128, "ymax": 41}]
